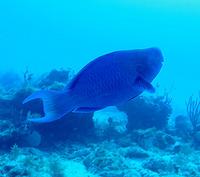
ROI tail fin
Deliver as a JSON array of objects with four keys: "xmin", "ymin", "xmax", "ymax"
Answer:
[{"xmin": 23, "ymin": 90, "xmax": 73, "ymax": 123}]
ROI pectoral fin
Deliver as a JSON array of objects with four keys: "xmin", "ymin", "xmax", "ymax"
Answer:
[{"xmin": 135, "ymin": 77, "xmax": 155, "ymax": 93}]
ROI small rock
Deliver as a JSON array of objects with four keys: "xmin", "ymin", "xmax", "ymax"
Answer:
[
  {"xmin": 153, "ymin": 131, "xmax": 176, "ymax": 150},
  {"xmin": 143, "ymin": 156, "xmax": 174, "ymax": 173},
  {"xmin": 0, "ymin": 120, "xmax": 16, "ymax": 148},
  {"xmin": 124, "ymin": 147, "xmax": 149, "ymax": 159}
]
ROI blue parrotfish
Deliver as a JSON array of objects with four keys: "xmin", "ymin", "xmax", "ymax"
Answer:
[{"xmin": 23, "ymin": 47, "xmax": 164, "ymax": 123}]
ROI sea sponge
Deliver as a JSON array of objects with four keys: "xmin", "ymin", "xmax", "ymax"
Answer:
[{"xmin": 92, "ymin": 106, "xmax": 128, "ymax": 136}]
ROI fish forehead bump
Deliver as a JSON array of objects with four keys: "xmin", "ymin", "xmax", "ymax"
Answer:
[
  {"xmin": 144, "ymin": 47, "xmax": 164, "ymax": 62},
  {"xmin": 116, "ymin": 47, "xmax": 164, "ymax": 66},
  {"xmin": 115, "ymin": 47, "xmax": 163, "ymax": 59},
  {"xmin": 126, "ymin": 47, "xmax": 164, "ymax": 82}
]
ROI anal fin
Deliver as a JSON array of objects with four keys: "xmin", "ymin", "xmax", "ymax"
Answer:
[{"xmin": 73, "ymin": 107, "xmax": 103, "ymax": 113}]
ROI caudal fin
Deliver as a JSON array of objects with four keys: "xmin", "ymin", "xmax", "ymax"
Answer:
[{"xmin": 23, "ymin": 90, "xmax": 73, "ymax": 123}]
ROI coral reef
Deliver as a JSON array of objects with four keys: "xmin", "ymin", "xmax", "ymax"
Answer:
[
  {"xmin": 175, "ymin": 115, "xmax": 192, "ymax": 140},
  {"xmin": 0, "ymin": 146, "xmax": 97, "ymax": 177},
  {"xmin": 186, "ymin": 93, "xmax": 200, "ymax": 134},
  {"xmin": 0, "ymin": 120, "xmax": 17, "ymax": 149},
  {"xmin": 118, "ymin": 94, "xmax": 172, "ymax": 130},
  {"xmin": 175, "ymin": 93, "xmax": 200, "ymax": 147},
  {"xmin": 37, "ymin": 69, "xmax": 70, "ymax": 90},
  {"xmin": 0, "ymin": 69, "xmax": 199, "ymax": 176}
]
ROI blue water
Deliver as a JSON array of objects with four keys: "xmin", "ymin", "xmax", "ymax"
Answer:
[
  {"xmin": 1, "ymin": 0, "xmax": 200, "ymax": 113},
  {"xmin": 1, "ymin": 1, "xmax": 200, "ymax": 176}
]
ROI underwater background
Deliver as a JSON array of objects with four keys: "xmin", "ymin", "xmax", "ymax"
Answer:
[{"xmin": 0, "ymin": 0, "xmax": 200, "ymax": 176}]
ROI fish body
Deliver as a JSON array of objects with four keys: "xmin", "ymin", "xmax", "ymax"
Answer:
[{"xmin": 23, "ymin": 47, "xmax": 164, "ymax": 123}]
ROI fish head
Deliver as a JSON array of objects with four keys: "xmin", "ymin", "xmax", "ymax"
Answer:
[{"xmin": 136, "ymin": 47, "xmax": 164, "ymax": 82}]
